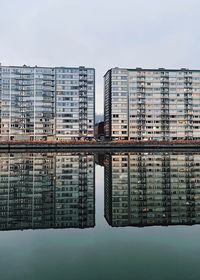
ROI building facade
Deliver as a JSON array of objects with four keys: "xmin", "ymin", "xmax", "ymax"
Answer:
[
  {"xmin": 0, "ymin": 64, "xmax": 95, "ymax": 140},
  {"xmin": 104, "ymin": 68, "xmax": 200, "ymax": 140},
  {"xmin": 104, "ymin": 152, "xmax": 200, "ymax": 227},
  {"xmin": 94, "ymin": 121, "xmax": 104, "ymax": 140}
]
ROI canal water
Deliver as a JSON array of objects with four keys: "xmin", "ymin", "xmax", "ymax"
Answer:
[{"xmin": 0, "ymin": 151, "xmax": 200, "ymax": 280}]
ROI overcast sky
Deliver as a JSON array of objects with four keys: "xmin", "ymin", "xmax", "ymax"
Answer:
[{"xmin": 1, "ymin": 0, "xmax": 200, "ymax": 113}]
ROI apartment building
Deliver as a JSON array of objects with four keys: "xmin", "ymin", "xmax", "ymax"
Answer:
[
  {"xmin": 104, "ymin": 152, "xmax": 200, "ymax": 227},
  {"xmin": 104, "ymin": 68, "xmax": 200, "ymax": 140},
  {"xmin": 0, "ymin": 153, "xmax": 95, "ymax": 230},
  {"xmin": 55, "ymin": 67, "xmax": 95, "ymax": 139},
  {"xmin": 0, "ymin": 64, "xmax": 95, "ymax": 140}
]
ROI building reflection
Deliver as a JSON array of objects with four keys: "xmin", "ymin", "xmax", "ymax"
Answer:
[
  {"xmin": 0, "ymin": 153, "xmax": 95, "ymax": 231},
  {"xmin": 104, "ymin": 152, "xmax": 200, "ymax": 227}
]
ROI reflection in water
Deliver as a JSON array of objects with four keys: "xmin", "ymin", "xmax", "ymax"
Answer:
[
  {"xmin": 0, "ymin": 153, "xmax": 95, "ymax": 230},
  {"xmin": 104, "ymin": 152, "xmax": 200, "ymax": 227},
  {"xmin": 1, "ymin": 151, "xmax": 200, "ymax": 231}
]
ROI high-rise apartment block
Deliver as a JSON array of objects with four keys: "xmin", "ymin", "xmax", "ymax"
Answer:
[
  {"xmin": 104, "ymin": 68, "xmax": 200, "ymax": 140},
  {"xmin": 0, "ymin": 64, "xmax": 95, "ymax": 140}
]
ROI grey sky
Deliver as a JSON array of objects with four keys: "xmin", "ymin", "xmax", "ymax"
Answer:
[{"xmin": 1, "ymin": 0, "xmax": 200, "ymax": 113}]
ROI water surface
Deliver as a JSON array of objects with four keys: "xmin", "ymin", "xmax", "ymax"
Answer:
[{"xmin": 0, "ymin": 151, "xmax": 200, "ymax": 280}]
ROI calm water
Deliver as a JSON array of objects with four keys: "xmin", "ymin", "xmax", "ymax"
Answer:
[{"xmin": 0, "ymin": 151, "xmax": 200, "ymax": 280}]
